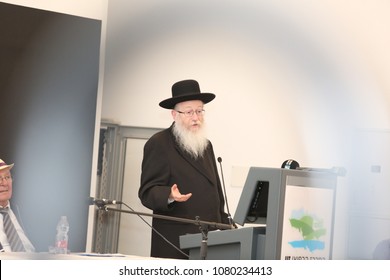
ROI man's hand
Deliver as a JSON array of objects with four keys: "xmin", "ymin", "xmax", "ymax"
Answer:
[{"xmin": 169, "ymin": 184, "xmax": 192, "ymax": 202}]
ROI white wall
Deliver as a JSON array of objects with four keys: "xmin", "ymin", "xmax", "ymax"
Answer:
[
  {"xmin": 101, "ymin": 0, "xmax": 390, "ymax": 259},
  {"xmin": 102, "ymin": 0, "xmax": 390, "ymax": 172},
  {"xmin": 0, "ymin": 0, "xmax": 108, "ymax": 20}
]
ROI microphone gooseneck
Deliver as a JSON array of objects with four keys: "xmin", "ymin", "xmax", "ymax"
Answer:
[{"xmin": 217, "ymin": 157, "xmax": 236, "ymax": 229}]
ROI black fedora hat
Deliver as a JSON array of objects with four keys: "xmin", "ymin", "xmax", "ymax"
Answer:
[{"xmin": 159, "ymin": 79, "xmax": 215, "ymax": 109}]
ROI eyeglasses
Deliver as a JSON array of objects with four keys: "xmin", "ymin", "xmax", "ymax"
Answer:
[
  {"xmin": 175, "ymin": 109, "xmax": 205, "ymax": 117},
  {"xmin": 0, "ymin": 175, "xmax": 12, "ymax": 182}
]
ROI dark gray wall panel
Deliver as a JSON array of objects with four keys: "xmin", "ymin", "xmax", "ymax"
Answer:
[{"xmin": 0, "ymin": 3, "xmax": 101, "ymax": 253}]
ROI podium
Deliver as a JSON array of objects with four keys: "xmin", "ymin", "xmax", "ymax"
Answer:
[
  {"xmin": 180, "ymin": 167, "xmax": 338, "ymax": 260},
  {"xmin": 180, "ymin": 226, "xmax": 265, "ymax": 260}
]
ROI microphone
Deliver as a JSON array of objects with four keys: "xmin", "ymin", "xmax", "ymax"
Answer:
[
  {"xmin": 217, "ymin": 157, "xmax": 237, "ymax": 229},
  {"xmin": 91, "ymin": 197, "xmax": 122, "ymax": 209}
]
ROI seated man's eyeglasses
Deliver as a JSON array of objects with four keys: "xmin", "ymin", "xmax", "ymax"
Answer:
[{"xmin": 0, "ymin": 175, "xmax": 12, "ymax": 182}]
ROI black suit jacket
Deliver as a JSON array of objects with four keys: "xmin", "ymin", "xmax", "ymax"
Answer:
[{"xmin": 139, "ymin": 123, "xmax": 229, "ymax": 258}]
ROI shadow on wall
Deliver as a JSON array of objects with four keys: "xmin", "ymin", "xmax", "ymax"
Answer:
[{"xmin": 373, "ymin": 239, "xmax": 390, "ymax": 260}]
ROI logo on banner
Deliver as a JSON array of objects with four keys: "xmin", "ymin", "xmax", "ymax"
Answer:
[{"xmin": 288, "ymin": 209, "xmax": 326, "ymax": 253}]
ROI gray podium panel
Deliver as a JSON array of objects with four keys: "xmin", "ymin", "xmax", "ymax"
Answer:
[
  {"xmin": 233, "ymin": 167, "xmax": 337, "ymax": 260},
  {"xmin": 181, "ymin": 167, "xmax": 338, "ymax": 260},
  {"xmin": 180, "ymin": 226, "xmax": 265, "ymax": 260}
]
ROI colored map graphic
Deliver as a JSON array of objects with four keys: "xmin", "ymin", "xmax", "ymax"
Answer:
[{"xmin": 288, "ymin": 213, "xmax": 326, "ymax": 252}]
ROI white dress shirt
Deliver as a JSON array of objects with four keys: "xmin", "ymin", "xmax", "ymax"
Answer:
[{"xmin": 0, "ymin": 205, "xmax": 35, "ymax": 252}]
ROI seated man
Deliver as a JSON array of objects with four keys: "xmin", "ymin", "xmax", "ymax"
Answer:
[{"xmin": 0, "ymin": 158, "xmax": 35, "ymax": 252}]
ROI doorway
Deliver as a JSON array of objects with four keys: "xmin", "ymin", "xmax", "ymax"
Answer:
[{"xmin": 92, "ymin": 123, "xmax": 161, "ymax": 255}]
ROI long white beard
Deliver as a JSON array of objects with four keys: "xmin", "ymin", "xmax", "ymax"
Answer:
[{"xmin": 173, "ymin": 121, "xmax": 209, "ymax": 159}]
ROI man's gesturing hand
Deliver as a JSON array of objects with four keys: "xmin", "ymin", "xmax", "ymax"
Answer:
[{"xmin": 169, "ymin": 184, "xmax": 192, "ymax": 202}]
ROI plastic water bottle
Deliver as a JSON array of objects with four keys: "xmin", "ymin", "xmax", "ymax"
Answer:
[{"xmin": 55, "ymin": 216, "xmax": 69, "ymax": 254}]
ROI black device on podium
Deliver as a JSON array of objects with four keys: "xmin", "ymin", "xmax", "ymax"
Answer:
[{"xmin": 180, "ymin": 166, "xmax": 338, "ymax": 260}]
